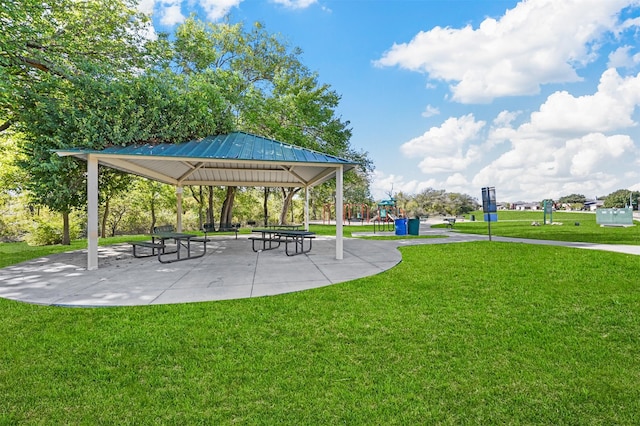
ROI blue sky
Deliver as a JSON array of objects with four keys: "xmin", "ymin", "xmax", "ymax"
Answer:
[{"xmin": 140, "ymin": 0, "xmax": 640, "ymax": 202}]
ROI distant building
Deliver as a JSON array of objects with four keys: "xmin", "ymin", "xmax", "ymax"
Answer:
[
  {"xmin": 583, "ymin": 200, "xmax": 604, "ymax": 211},
  {"xmin": 513, "ymin": 202, "xmax": 540, "ymax": 211}
]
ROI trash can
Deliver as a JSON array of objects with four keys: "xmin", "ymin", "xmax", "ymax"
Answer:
[
  {"xmin": 408, "ymin": 218, "xmax": 420, "ymax": 235},
  {"xmin": 394, "ymin": 218, "xmax": 407, "ymax": 236},
  {"xmin": 470, "ymin": 214, "xmax": 475, "ymax": 222}
]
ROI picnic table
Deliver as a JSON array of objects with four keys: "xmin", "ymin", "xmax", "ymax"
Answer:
[
  {"xmin": 154, "ymin": 232, "xmax": 207, "ymax": 263},
  {"xmin": 249, "ymin": 228, "xmax": 316, "ymax": 256},
  {"xmin": 130, "ymin": 225, "xmax": 206, "ymax": 263},
  {"xmin": 130, "ymin": 231, "xmax": 206, "ymax": 263}
]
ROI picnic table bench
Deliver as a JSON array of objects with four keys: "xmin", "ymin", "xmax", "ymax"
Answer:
[
  {"xmin": 129, "ymin": 225, "xmax": 176, "ymax": 258},
  {"xmin": 264, "ymin": 224, "xmax": 302, "ymax": 230},
  {"xmin": 193, "ymin": 222, "xmax": 240, "ymax": 240},
  {"xmin": 250, "ymin": 228, "xmax": 316, "ymax": 256},
  {"xmin": 130, "ymin": 240, "xmax": 167, "ymax": 258},
  {"xmin": 129, "ymin": 225, "xmax": 207, "ymax": 263}
]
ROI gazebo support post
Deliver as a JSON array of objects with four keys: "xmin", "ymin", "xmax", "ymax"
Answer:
[
  {"xmin": 87, "ymin": 154, "xmax": 99, "ymax": 270},
  {"xmin": 336, "ymin": 165, "xmax": 344, "ymax": 260}
]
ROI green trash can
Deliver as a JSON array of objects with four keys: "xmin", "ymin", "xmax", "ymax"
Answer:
[{"xmin": 408, "ymin": 218, "xmax": 420, "ymax": 235}]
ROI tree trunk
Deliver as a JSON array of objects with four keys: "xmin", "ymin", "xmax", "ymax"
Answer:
[
  {"xmin": 208, "ymin": 186, "xmax": 215, "ymax": 224},
  {"xmin": 220, "ymin": 186, "xmax": 236, "ymax": 225},
  {"xmin": 263, "ymin": 187, "xmax": 270, "ymax": 226},
  {"xmin": 190, "ymin": 186, "xmax": 205, "ymax": 229},
  {"xmin": 150, "ymin": 198, "xmax": 157, "ymax": 234},
  {"xmin": 62, "ymin": 211, "xmax": 70, "ymax": 245},
  {"xmin": 279, "ymin": 187, "xmax": 300, "ymax": 225},
  {"xmin": 101, "ymin": 198, "xmax": 110, "ymax": 238}
]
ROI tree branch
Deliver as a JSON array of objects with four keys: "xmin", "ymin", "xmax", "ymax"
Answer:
[{"xmin": 0, "ymin": 117, "xmax": 16, "ymax": 133}]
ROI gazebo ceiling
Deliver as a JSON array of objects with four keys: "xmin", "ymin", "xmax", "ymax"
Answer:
[{"xmin": 56, "ymin": 131, "xmax": 356, "ymax": 188}]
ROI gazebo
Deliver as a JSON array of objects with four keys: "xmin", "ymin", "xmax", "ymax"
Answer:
[{"xmin": 56, "ymin": 132, "xmax": 357, "ymax": 270}]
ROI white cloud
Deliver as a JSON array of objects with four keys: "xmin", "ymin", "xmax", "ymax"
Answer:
[
  {"xmin": 270, "ymin": 0, "xmax": 317, "ymax": 9},
  {"xmin": 421, "ymin": 105, "xmax": 440, "ymax": 118},
  {"xmin": 444, "ymin": 173, "xmax": 469, "ymax": 187},
  {"xmin": 137, "ymin": 0, "xmax": 157, "ymax": 14},
  {"xmin": 527, "ymin": 68, "xmax": 640, "ymax": 134},
  {"xmin": 370, "ymin": 170, "xmax": 438, "ymax": 200},
  {"xmin": 400, "ymin": 114, "xmax": 486, "ymax": 173},
  {"xmin": 370, "ymin": 170, "xmax": 476, "ymax": 200},
  {"xmin": 375, "ymin": 0, "xmax": 638, "ymax": 103},
  {"xmin": 199, "ymin": 0, "xmax": 243, "ymax": 21},
  {"xmin": 608, "ymin": 46, "xmax": 640, "ymax": 68},
  {"xmin": 468, "ymin": 68, "xmax": 640, "ymax": 201},
  {"xmin": 160, "ymin": 3, "xmax": 185, "ymax": 26}
]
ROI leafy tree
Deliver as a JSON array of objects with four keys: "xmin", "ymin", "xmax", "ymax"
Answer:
[
  {"xmin": 415, "ymin": 188, "xmax": 447, "ymax": 215},
  {"xmin": 170, "ymin": 18, "xmax": 371, "ymax": 225},
  {"xmin": 19, "ymin": 146, "xmax": 86, "ymax": 245},
  {"xmin": 98, "ymin": 168, "xmax": 133, "ymax": 238},
  {"xmin": 2, "ymin": 0, "xmax": 159, "ymax": 243},
  {"xmin": 446, "ymin": 192, "xmax": 477, "ymax": 215},
  {"xmin": 558, "ymin": 193, "xmax": 586, "ymax": 204},
  {"xmin": 5, "ymin": 0, "xmax": 238, "ymax": 242},
  {"xmin": 604, "ymin": 189, "xmax": 639, "ymax": 209},
  {"xmin": 0, "ymin": 0, "xmax": 154, "ymax": 132}
]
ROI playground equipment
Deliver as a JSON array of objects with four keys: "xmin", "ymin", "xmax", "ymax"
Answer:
[
  {"xmin": 372, "ymin": 198, "xmax": 405, "ymax": 233},
  {"xmin": 322, "ymin": 203, "xmax": 371, "ymax": 225}
]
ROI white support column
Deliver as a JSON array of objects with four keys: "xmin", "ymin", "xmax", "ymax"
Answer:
[
  {"xmin": 304, "ymin": 186, "xmax": 310, "ymax": 231},
  {"xmin": 176, "ymin": 186, "xmax": 183, "ymax": 232},
  {"xmin": 335, "ymin": 165, "xmax": 344, "ymax": 260},
  {"xmin": 87, "ymin": 155, "xmax": 99, "ymax": 270}
]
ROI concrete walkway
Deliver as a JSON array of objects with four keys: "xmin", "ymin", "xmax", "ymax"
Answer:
[{"xmin": 1, "ymin": 222, "xmax": 638, "ymax": 307}]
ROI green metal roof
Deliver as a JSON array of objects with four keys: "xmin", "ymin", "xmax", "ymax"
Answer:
[
  {"xmin": 70, "ymin": 132, "xmax": 354, "ymax": 165},
  {"xmin": 56, "ymin": 132, "xmax": 357, "ymax": 188}
]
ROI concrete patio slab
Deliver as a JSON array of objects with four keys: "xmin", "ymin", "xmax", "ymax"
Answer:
[{"xmin": 1, "ymin": 220, "xmax": 639, "ymax": 307}]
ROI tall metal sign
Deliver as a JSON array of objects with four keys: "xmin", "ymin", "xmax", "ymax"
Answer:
[
  {"xmin": 481, "ymin": 187, "xmax": 497, "ymax": 241},
  {"xmin": 543, "ymin": 200, "xmax": 553, "ymax": 225}
]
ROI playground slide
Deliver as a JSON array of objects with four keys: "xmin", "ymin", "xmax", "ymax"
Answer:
[{"xmin": 371, "ymin": 213, "xmax": 396, "ymax": 222}]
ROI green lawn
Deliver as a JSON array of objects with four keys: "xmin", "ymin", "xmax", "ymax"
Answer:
[
  {"xmin": 449, "ymin": 210, "xmax": 640, "ymax": 245},
  {"xmin": 1, "ymin": 219, "xmax": 640, "ymax": 423}
]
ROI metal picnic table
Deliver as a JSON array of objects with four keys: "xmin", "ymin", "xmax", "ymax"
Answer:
[
  {"xmin": 152, "ymin": 232, "xmax": 207, "ymax": 263},
  {"xmin": 249, "ymin": 228, "xmax": 316, "ymax": 256}
]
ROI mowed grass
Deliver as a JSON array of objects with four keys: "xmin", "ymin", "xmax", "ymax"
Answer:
[
  {"xmin": 1, "ymin": 241, "xmax": 640, "ymax": 423},
  {"xmin": 0, "ymin": 235, "xmax": 152, "ymax": 269},
  {"xmin": 450, "ymin": 211, "xmax": 640, "ymax": 245}
]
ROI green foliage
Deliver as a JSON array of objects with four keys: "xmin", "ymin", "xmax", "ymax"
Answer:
[
  {"xmin": 26, "ymin": 213, "xmax": 81, "ymax": 246},
  {"xmin": 169, "ymin": 17, "xmax": 371, "ymax": 224},
  {"xmin": 0, "ymin": 0, "xmax": 155, "ymax": 128},
  {"xmin": 604, "ymin": 189, "xmax": 639, "ymax": 208},
  {"xmin": 558, "ymin": 193, "xmax": 586, "ymax": 204},
  {"xmin": 396, "ymin": 188, "xmax": 479, "ymax": 217},
  {"xmin": 4, "ymin": 8, "xmax": 370, "ymax": 237}
]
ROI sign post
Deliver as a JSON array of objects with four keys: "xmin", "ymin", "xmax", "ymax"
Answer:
[
  {"xmin": 543, "ymin": 200, "xmax": 553, "ymax": 225},
  {"xmin": 481, "ymin": 187, "xmax": 497, "ymax": 241}
]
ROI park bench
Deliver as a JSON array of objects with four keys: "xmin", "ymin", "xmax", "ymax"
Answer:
[{"xmin": 444, "ymin": 218, "xmax": 456, "ymax": 228}]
